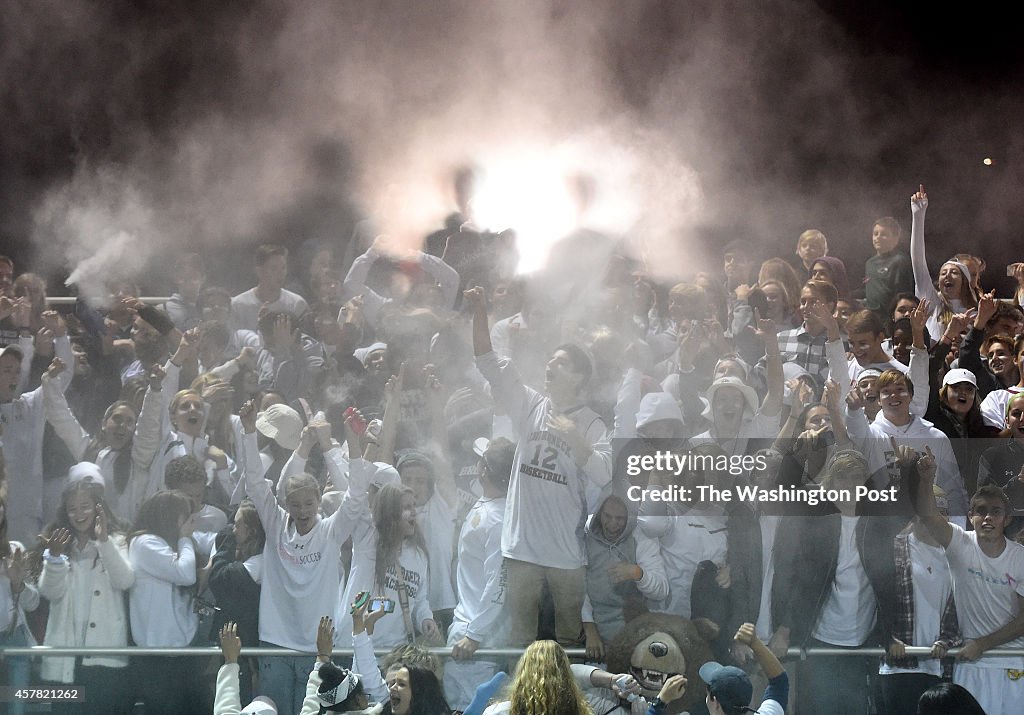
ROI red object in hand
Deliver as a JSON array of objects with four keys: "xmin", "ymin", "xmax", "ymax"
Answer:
[{"xmin": 344, "ymin": 407, "xmax": 367, "ymax": 434}]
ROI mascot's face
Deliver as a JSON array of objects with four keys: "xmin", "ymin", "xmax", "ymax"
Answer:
[{"xmin": 629, "ymin": 632, "xmax": 686, "ymax": 697}]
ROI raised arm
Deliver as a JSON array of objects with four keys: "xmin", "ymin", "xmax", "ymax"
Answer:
[
  {"xmin": 131, "ymin": 364, "xmax": 169, "ymax": 470},
  {"xmin": 238, "ymin": 399, "xmax": 283, "ymax": 530},
  {"xmin": 756, "ymin": 314, "xmax": 783, "ymax": 417},
  {"xmin": 419, "ymin": 251, "xmax": 461, "ymax": 310},
  {"xmin": 375, "ymin": 367, "xmax": 405, "ymax": 466},
  {"xmin": 909, "ymin": 186, "xmax": 935, "ymax": 301},
  {"xmin": 214, "ymin": 623, "xmax": 243, "ymax": 715},
  {"xmin": 42, "ymin": 359, "xmax": 89, "ymax": 460},
  {"xmin": 424, "ymin": 367, "xmax": 457, "ymax": 507},
  {"xmin": 133, "ymin": 532, "xmax": 197, "ymax": 586},
  {"xmin": 908, "ymin": 298, "xmax": 935, "ymax": 417},
  {"xmin": 915, "ymin": 445, "xmax": 952, "ymax": 548},
  {"xmin": 41, "ymin": 311, "xmax": 75, "ymax": 394},
  {"xmin": 342, "ymin": 241, "xmax": 387, "ymax": 324},
  {"xmin": 465, "ymin": 286, "xmax": 492, "ymax": 356}
]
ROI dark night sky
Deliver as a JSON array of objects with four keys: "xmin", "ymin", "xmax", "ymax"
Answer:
[{"xmin": 2, "ymin": 0, "xmax": 1021, "ymax": 294}]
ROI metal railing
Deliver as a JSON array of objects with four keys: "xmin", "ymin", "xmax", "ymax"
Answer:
[
  {"xmin": 3, "ymin": 645, "xmax": 1024, "ymax": 658},
  {"xmin": 43, "ymin": 297, "xmax": 169, "ymax": 306}
]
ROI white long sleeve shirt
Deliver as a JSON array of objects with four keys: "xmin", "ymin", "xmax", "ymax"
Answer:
[
  {"xmin": 128, "ymin": 534, "xmax": 198, "ymax": 646},
  {"xmin": 334, "ymin": 458, "xmax": 433, "ymax": 650},
  {"xmin": 1, "ymin": 335, "xmax": 73, "ymax": 542},
  {"xmin": 342, "ymin": 246, "xmax": 460, "ymax": 324},
  {"xmin": 243, "ymin": 432, "xmax": 356, "ymax": 650},
  {"xmin": 450, "ymin": 496, "xmax": 508, "ymax": 645}
]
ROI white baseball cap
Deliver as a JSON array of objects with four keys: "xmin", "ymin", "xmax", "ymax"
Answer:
[{"xmin": 941, "ymin": 368, "xmax": 977, "ymax": 389}]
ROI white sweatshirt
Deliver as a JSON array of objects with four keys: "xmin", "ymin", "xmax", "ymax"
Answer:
[
  {"xmin": 449, "ymin": 496, "xmax": 508, "ymax": 645},
  {"xmin": 334, "ymin": 458, "xmax": 433, "ymax": 650},
  {"xmin": 848, "ymin": 410, "xmax": 969, "ymax": 519},
  {"xmin": 1, "ymin": 335, "xmax": 73, "ymax": 542},
  {"xmin": 243, "ymin": 431, "xmax": 356, "ymax": 650},
  {"xmin": 128, "ymin": 534, "xmax": 198, "ymax": 646}
]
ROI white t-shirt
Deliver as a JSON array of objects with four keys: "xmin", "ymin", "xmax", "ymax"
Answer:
[
  {"xmin": 945, "ymin": 524, "xmax": 1024, "ymax": 669},
  {"xmin": 334, "ymin": 459, "xmax": 433, "ymax": 650},
  {"xmin": 230, "ymin": 287, "xmax": 310, "ymax": 331},
  {"xmin": 880, "ymin": 533, "xmax": 951, "ymax": 677},
  {"xmin": 980, "ymin": 387, "xmax": 1024, "ymax": 430},
  {"xmin": 813, "ymin": 516, "xmax": 877, "ymax": 646}
]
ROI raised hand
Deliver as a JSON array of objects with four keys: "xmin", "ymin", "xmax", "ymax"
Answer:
[
  {"xmin": 34, "ymin": 327, "xmax": 54, "ymax": 358},
  {"xmin": 43, "ymin": 358, "xmax": 67, "ymax": 382},
  {"xmin": 94, "ymin": 504, "xmax": 109, "ymax": 542},
  {"xmin": 173, "ymin": 328, "xmax": 200, "ymax": 365},
  {"xmin": 317, "ymin": 616, "xmax": 335, "ymax": 659},
  {"xmin": 462, "ymin": 286, "xmax": 486, "ymax": 311},
  {"xmin": 238, "ymin": 399, "xmax": 258, "ymax": 434},
  {"xmin": 910, "ymin": 298, "xmax": 930, "ymax": 333},
  {"xmin": 41, "ymin": 528, "xmax": 73, "ymax": 558},
  {"xmin": 41, "ymin": 310, "xmax": 67, "ymax": 337},
  {"xmin": 916, "ymin": 445, "xmax": 937, "ymax": 482},
  {"xmin": 911, "ymin": 184, "xmax": 928, "ymax": 214},
  {"xmin": 5, "ymin": 547, "xmax": 29, "ymax": 593},
  {"xmin": 271, "ymin": 313, "xmax": 294, "ymax": 349},
  {"xmin": 219, "ymin": 622, "xmax": 241, "ymax": 664},
  {"xmin": 822, "ymin": 379, "xmax": 841, "ymax": 411},
  {"xmin": 311, "ymin": 418, "xmax": 333, "ymax": 451},
  {"xmin": 753, "ymin": 311, "xmax": 779, "ymax": 350}
]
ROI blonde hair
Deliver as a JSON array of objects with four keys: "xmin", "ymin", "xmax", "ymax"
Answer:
[
  {"xmin": 168, "ymin": 389, "xmax": 202, "ymax": 416},
  {"xmin": 821, "ymin": 450, "xmax": 869, "ymax": 491},
  {"xmin": 508, "ymin": 641, "xmax": 592, "ymax": 715},
  {"xmin": 797, "ymin": 229, "xmax": 828, "ymax": 252}
]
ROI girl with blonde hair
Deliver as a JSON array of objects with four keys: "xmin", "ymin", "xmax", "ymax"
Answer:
[{"xmin": 483, "ymin": 640, "xmax": 593, "ymax": 715}]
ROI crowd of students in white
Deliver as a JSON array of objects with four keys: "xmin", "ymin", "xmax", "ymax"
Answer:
[{"xmin": 2, "ymin": 184, "xmax": 1024, "ymax": 714}]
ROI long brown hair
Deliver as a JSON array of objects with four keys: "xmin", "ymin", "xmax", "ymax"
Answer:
[
  {"xmin": 372, "ymin": 484, "xmax": 426, "ymax": 591},
  {"xmin": 233, "ymin": 500, "xmax": 266, "ymax": 562},
  {"xmin": 508, "ymin": 640, "xmax": 592, "ymax": 715},
  {"xmin": 129, "ymin": 491, "xmax": 193, "ymax": 551},
  {"xmin": 31, "ymin": 480, "xmax": 122, "ymax": 578}
]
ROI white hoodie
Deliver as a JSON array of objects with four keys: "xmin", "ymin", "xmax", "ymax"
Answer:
[{"xmin": 847, "ymin": 408, "xmax": 969, "ymax": 520}]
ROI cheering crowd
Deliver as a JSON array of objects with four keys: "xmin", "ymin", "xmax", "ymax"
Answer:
[{"xmin": 2, "ymin": 179, "xmax": 1024, "ymax": 715}]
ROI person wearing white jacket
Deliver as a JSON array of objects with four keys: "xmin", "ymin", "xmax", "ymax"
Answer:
[
  {"xmin": 38, "ymin": 475, "xmax": 135, "ymax": 714},
  {"xmin": 0, "ymin": 493, "xmax": 41, "ymax": 715},
  {"xmin": 0, "ymin": 309, "xmax": 74, "ymax": 543},
  {"xmin": 127, "ymin": 489, "xmax": 201, "ymax": 715}
]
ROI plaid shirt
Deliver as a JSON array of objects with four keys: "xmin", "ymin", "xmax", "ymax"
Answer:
[
  {"xmin": 889, "ymin": 527, "xmax": 961, "ymax": 675},
  {"xmin": 757, "ymin": 324, "xmax": 833, "ymax": 384}
]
